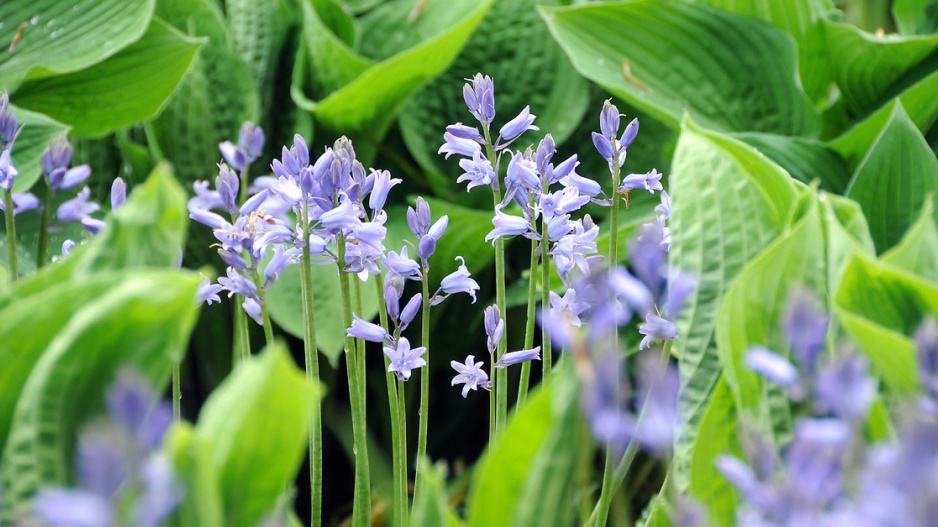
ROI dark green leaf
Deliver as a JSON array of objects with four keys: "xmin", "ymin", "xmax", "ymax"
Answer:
[
  {"xmin": 894, "ymin": 0, "xmax": 938, "ymax": 34},
  {"xmin": 689, "ymin": 376, "xmax": 740, "ymax": 527},
  {"xmin": 733, "ymin": 133, "xmax": 851, "ymax": 193},
  {"xmin": 882, "ymin": 196, "xmax": 938, "ymax": 281}
]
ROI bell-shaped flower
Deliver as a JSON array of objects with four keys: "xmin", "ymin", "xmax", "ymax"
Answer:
[
  {"xmin": 384, "ymin": 337, "xmax": 427, "ymax": 382},
  {"xmin": 495, "ymin": 347, "xmax": 541, "ymax": 368},
  {"xmin": 430, "ymin": 256, "xmax": 480, "ymax": 305},
  {"xmin": 347, "ymin": 314, "xmax": 388, "ymax": 343},
  {"xmin": 463, "ymin": 73, "xmax": 495, "ymax": 126},
  {"xmin": 451, "ymin": 354, "xmax": 491, "ymax": 397},
  {"xmin": 57, "ymin": 186, "xmax": 100, "ymax": 223},
  {"xmin": 496, "ymin": 105, "xmax": 538, "ymax": 148},
  {"xmin": 456, "ymin": 150, "xmax": 497, "ymax": 192}
]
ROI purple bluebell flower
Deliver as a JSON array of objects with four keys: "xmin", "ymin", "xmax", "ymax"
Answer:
[
  {"xmin": 49, "ymin": 165, "xmax": 91, "ymax": 192},
  {"xmin": 263, "ymin": 244, "xmax": 293, "ymax": 287},
  {"xmin": 665, "ymin": 272, "xmax": 695, "ymax": 318},
  {"xmin": 61, "ymin": 239, "xmax": 76, "ymax": 257},
  {"xmin": 0, "ymin": 92, "xmax": 18, "ymax": 146},
  {"xmin": 495, "ymin": 347, "xmax": 541, "ymax": 367},
  {"xmin": 57, "ymin": 186, "xmax": 101, "ymax": 222},
  {"xmin": 484, "ymin": 305, "xmax": 504, "ymax": 353},
  {"xmin": 551, "ymin": 217, "xmax": 599, "ymax": 285},
  {"xmin": 593, "ymin": 100, "xmax": 638, "ymax": 168},
  {"xmin": 219, "ymin": 266, "xmax": 259, "ymax": 299},
  {"xmin": 505, "ymin": 150, "xmax": 541, "ymax": 194},
  {"xmin": 399, "ymin": 293, "xmax": 422, "ymax": 332},
  {"xmin": 540, "ymin": 186, "xmax": 590, "ymax": 222},
  {"xmin": 41, "ymin": 137, "xmax": 73, "ymax": 175},
  {"xmin": 0, "ymin": 149, "xmax": 17, "ymax": 192},
  {"xmin": 189, "ymin": 180, "xmax": 224, "ymax": 212},
  {"xmin": 456, "ymin": 150, "xmax": 497, "ymax": 192},
  {"xmin": 348, "ymin": 314, "xmax": 388, "ymax": 343},
  {"xmin": 451, "ymin": 355, "xmax": 491, "ymax": 397},
  {"xmin": 242, "ymin": 296, "xmax": 264, "ymax": 325},
  {"xmin": 619, "ymin": 168, "xmax": 663, "ymax": 195},
  {"xmin": 34, "ymin": 489, "xmax": 113, "ymax": 527},
  {"xmin": 629, "ymin": 356, "xmax": 679, "ymax": 454},
  {"xmin": 656, "ymin": 190, "xmax": 671, "ymax": 219},
  {"xmin": 407, "ymin": 197, "xmax": 432, "ymax": 238},
  {"xmin": 135, "ymin": 456, "xmax": 185, "ymax": 527},
  {"xmin": 745, "ymin": 346, "xmax": 801, "ymax": 388},
  {"xmin": 485, "ymin": 206, "xmax": 534, "ymax": 244},
  {"xmin": 106, "ymin": 369, "xmax": 174, "ymax": 451},
  {"xmin": 197, "ymin": 276, "xmax": 224, "ymax": 305},
  {"xmin": 629, "ymin": 218, "xmax": 669, "ymax": 295},
  {"xmin": 419, "ymin": 215, "xmax": 448, "ymax": 260},
  {"xmin": 111, "ymin": 178, "xmax": 127, "ymax": 209},
  {"xmin": 463, "ymin": 73, "xmax": 496, "ymax": 126},
  {"xmin": 238, "ymin": 188, "xmax": 271, "ymax": 216},
  {"xmin": 638, "ymin": 312, "xmax": 677, "ymax": 349},
  {"xmin": 813, "ymin": 352, "xmax": 876, "ymax": 423},
  {"xmin": 383, "ymin": 246, "xmax": 421, "ymax": 280},
  {"xmin": 916, "ymin": 317, "xmax": 938, "ymax": 398},
  {"xmin": 220, "ymin": 121, "xmax": 265, "ymax": 170},
  {"xmin": 384, "ymin": 336, "xmax": 427, "ymax": 381},
  {"xmin": 368, "ymin": 169, "xmax": 400, "ymax": 215},
  {"xmin": 549, "ymin": 289, "xmax": 589, "ymax": 328},
  {"xmin": 0, "ymin": 191, "xmax": 38, "ymax": 215},
  {"xmin": 82, "ymin": 217, "xmax": 107, "ymax": 234},
  {"xmin": 430, "ymin": 256, "xmax": 480, "ymax": 305},
  {"xmin": 445, "ymin": 123, "xmax": 485, "ymax": 143},
  {"xmin": 439, "ymin": 131, "xmax": 482, "ymax": 159},
  {"xmin": 783, "ymin": 287, "xmax": 829, "ymax": 372},
  {"xmin": 496, "ymin": 105, "xmax": 538, "ymax": 148},
  {"xmin": 215, "ymin": 164, "xmax": 241, "ymax": 213},
  {"xmin": 319, "ymin": 197, "xmax": 362, "ymax": 233}
]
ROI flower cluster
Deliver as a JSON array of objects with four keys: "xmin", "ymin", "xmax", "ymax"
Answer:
[{"xmin": 33, "ymin": 370, "xmax": 182, "ymax": 527}]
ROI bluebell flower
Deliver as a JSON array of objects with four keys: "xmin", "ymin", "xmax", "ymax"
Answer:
[
  {"xmin": 263, "ymin": 244, "xmax": 293, "ymax": 287},
  {"xmin": 47, "ymin": 162, "xmax": 91, "ymax": 193},
  {"xmin": 189, "ymin": 180, "xmax": 224, "ymax": 212},
  {"xmin": 445, "ymin": 123, "xmax": 485, "ymax": 143},
  {"xmin": 485, "ymin": 206, "xmax": 534, "ymax": 244},
  {"xmin": 638, "ymin": 312, "xmax": 677, "ymax": 349},
  {"xmin": 219, "ymin": 266, "xmax": 259, "ymax": 299},
  {"xmin": 456, "ymin": 150, "xmax": 497, "ymax": 192},
  {"xmin": 111, "ymin": 178, "xmax": 127, "ymax": 209},
  {"xmin": 814, "ymin": 352, "xmax": 876, "ymax": 423},
  {"xmin": 368, "ymin": 169, "xmax": 400, "ymax": 216},
  {"xmin": 451, "ymin": 355, "xmax": 491, "ymax": 397},
  {"xmin": 383, "ymin": 246, "xmax": 421, "ymax": 280},
  {"xmin": 242, "ymin": 296, "xmax": 264, "ymax": 325},
  {"xmin": 618, "ymin": 168, "xmax": 663, "ymax": 195},
  {"xmin": 430, "ymin": 256, "xmax": 480, "ymax": 305},
  {"xmin": 551, "ymin": 216, "xmax": 599, "ymax": 285},
  {"xmin": 220, "ymin": 121, "xmax": 265, "ymax": 170},
  {"xmin": 592, "ymin": 100, "xmax": 638, "ymax": 168},
  {"xmin": 745, "ymin": 346, "xmax": 801, "ymax": 389},
  {"xmin": 0, "ymin": 91, "xmax": 19, "ymax": 146},
  {"xmin": 505, "ymin": 149, "xmax": 541, "ymax": 196},
  {"xmin": 0, "ymin": 149, "xmax": 17, "ymax": 192},
  {"xmin": 783, "ymin": 287, "xmax": 829, "ymax": 371},
  {"xmin": 197, "ymin": 275, "xmax": 224, "ymax": 305},
  {"xmin": 656, "ymin": 190, "xmax": 671, "ymax": 219},
  {"xmin": 347, "ymin": 314, "xmax": 388, "ymax": 343},
  {"xmin": 629, "ymin": 218, "xmax": 669, "ymax": 296},
  {"xmin": 463, "ymin": 73, "xmax": 496, "ymax": 126},
  {"xmin": 384, "ymin": 336, "xmax": 427, "ymax": 381},
  {"xmin": 484, "ymin": 305, "xmax": 504, "ymax": 354},
  {"xmin": 407, "ymin": 197, "xmax": 432, "ymax": 238},
  {"xmin": 82, "ymin": 217, "xmax": 107, "ymax": 234},
  {"xmin": 548, "ymin": 289, "xmax": 589, "ymax": 328},
  {"xmin": 438, "ymin": 131, "xmax": 482, "ymax": 159},
  {"xmin": 495, "ymin": 347, "xmax": 541, "ymax": 367},
  {"xmin": 916, "ymin": 317, "xmax": 938, "ymax": 399},
  {"xmin": 0, "ymin": 191, "xmax": 38, "ymax": 215},
  {"xmin": 215, "ymin": 164, "xmax": 241, "ymax": 214},
  {"xmin": 57, "ymin": 186, "xmax": 100, "ymax": 222},
  {"xmin": 399, "ymin": 293, "xmax": 422, "ymax": 332},
  {"xmin": 61, "ymin": 239, "xmax": 76, "ymax": 257},
  {"xmin": 495, "ymin": 105, "xmax": 538, "ymax": 148}
]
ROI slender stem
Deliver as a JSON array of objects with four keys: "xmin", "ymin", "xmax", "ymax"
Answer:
[
  {"xmin": 337, "ymin": 237, "xmax": 371, "ymax": 527},
  {"xmin": 36, "ymin": 184, "xmax": 52, "ymax": 268},
  {"xmin": 374, "ymin": 277, "xmax": 406, "ymax": 527},
  {"xmin": 517, "ymin": 238, "xmax": 538, "ymax": 406},
  {"xmin": 142, "ymin": 122, "xmax": 165, "ymax": 162},
  {"xmin": 481, "ymin": 126, "xmax": 509, "ymax": 436},
  {"xmin": 300, "ymin": 203, "xmax": 323, "ymax": 527},
  {"xmin": 3, "ymin": 190, "xmax": 16, "ymax": 285},
  {"xmin": 414, "ymin": 265, "xmax": 432, "ymax": 506},
  {"xmin": 540, "ymin": 215, "xmax": 553, "ymax": 383},
  {"xmin": 172, "ymin": 363, "xmax": 181, "ymax": 421},
  {"xmin": 250, "ymin": 267, "xmax": 275, "ymax": 347},
  {"xmin": 238, "ymin": 303, "xmax": 251, "ymax": 360},
  {"xmin": 238, "ymin": 162, "xmax": 252, "ymax": 205},
  {"xmin": 608, "ymin": 163, "xmax": 621, "ymax": 267}
]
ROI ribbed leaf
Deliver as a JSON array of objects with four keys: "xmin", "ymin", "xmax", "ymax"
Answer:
[
  {"xmin": 541, "ymin": 1, "xmax": 820, "ymax": 136},
  {"xmin": 732, "ymin": 133, "xmax": 851, "ymax": 193},
  {"xmin": 696, "ymin": 0, "xmax": 835, "ymax": 102},
  {"xmin": 893, "ymin": 0, "xmax": 938, "ymax": 34},
  {"xmin": 194, "ymin": 343, "xmax": 319, "ymax": 527},
  {"xmin": 689, "ymin": 376, "xmax": 740, "ymax": 527},
  {"xmin": 882, "ymin": 197, "xmax": 938, "ymax": 281},
  {"xmin": 823, "ymin": 19, "xmax": 938, "ymax": 116},
  {"xmin": 834, "ymin": 254, "xmax": 938, "ymax": 393},
  {"xmin": 13, "ymin": 18, "xmax": 203, "ymax": 137},
  {"xmin": 0, "ymin": 0, "xmax": 154, "ymax": 88},
  {"xmin": 265, "ymin": 265, "xmax": 379, "ymax": 367},
  {"xmin": 166, "ymin": 423, "xmax": 225, "ymax": 527},
  {"xmin": 398, "ymin": 0, "xmax": 589, "ymax": 192},
  {"xmin": 668, "ymin": 118, "xmax": 797, "ymax": 489},
  {"xmin": 8, "ymin": 105, "xmax": 70, "ymax": 193},
  {"xmin": 0, "ymin": 270, "xmax": 200, "ymax": 519},
  {"xmin": 821, "ymin": 193, "xmax": 875, "ymax": 296},
  {"xmin": 845, "ymin": 102, "xmax": 938, "ymax": 253},
  {"xmin": 299, "ymin": 0, "xmax": 492, "ymax": 137},
  {"xmin": 153, "ymin": 0, "xmax": 259, "ymax": 185},
  {"xmin": 225, "ymin": 0, "xmax": 292, "ymax": 109}
]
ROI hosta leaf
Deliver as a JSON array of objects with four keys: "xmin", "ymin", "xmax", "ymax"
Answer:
[
  {"xmin": 153, "ymin": 0, "xmax": 259, "ymax": 185},
  {"xmin": 893, "ymin": 0, "xmax": 938, "ymax": 34},
  {"xmin": 689, "ymin": 376, "xmax": 741, "ymax": 527},
  {"xmin": 732, "ymin": 133, "xmax": 851, "ymax": 193},
  {"xmin": 0, "ymin": 0, "xmax": 154, "ymax": 88},
  {"xmin": 821, "ymin": 192, "xmax": 875, "ymax": 294},
  {"xmin": 823, "ymin": 19, "xmax": 938, "ymax": 116},
  {"xmin": 541, "ymin": 0, "xmax": 820, "ymax": 137},
  {"xmin": 882, "ymin": 196, "xmax": 938, "ymax": 282},
  {"xmin": 299, "ymin": 0, "xmax": 492, "ymax": 137},
  {"xmin": 668, "ymin": 117, "xmax": 797, "ymax": 489},
  {"xmin": 194, "ymin": 343, "xmax": 319, "ymax": 527},
  {"xmin": 831, "ymin": 69, "xmax": 938, "ymax": 171},
  {"xmin": 399, "ymin": 0, "xmax": 589, "ymax": 192},
  {"xmin": 225, "ymin": 0, "xmax": 292, "ymax": 111},
  {"xmin": 696, "ymin": 0, "xmax": 835, "ymax": 102},
  {"xmin": 845, "ymin": 102, "xmax": 938, "ymax": 253},
  {"xmin": 834, "ymin": 254, "xmax": 938, "ymax": 393},
  {"xmin": 8, "ymin": 105, "xmax": 70, "ymax": 193},
  {"xmin": 266, "ymin": 265, "xmax": 379, "ymax": 367},
  {"xmin": 0, "ymin": 270, "xmax": 200, "ymax": 519},
  {"xmin": 13, "ymin": 18, "xmax": 203, "ymax": 137}
]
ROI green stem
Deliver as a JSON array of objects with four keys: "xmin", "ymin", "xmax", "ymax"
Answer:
[
  {"xmin": 375, "ymin": 277, "xmax": 406, "ymax": 527},
  {"xmin": 337, "ymin": 237, "xmax": 371, "ymax": 527},
  {"xmin": 142, "ymin": 122, "xmax": 165, "ymax": 163},
  {"xmin": 482, "ymin": 126, "xmax": 508, "ymax": 436},
  {"xmin": 36, "ymin": 184, "xmax": 52, "ymax": 269},
  {"xmin": 172, "ymin": 363, "xmax": 181, "ymax": 421},
  {"xmin": 414, "ymin": 264, "xmax": 432, "ymax": 507},
  {"xmin": 300, "ymin": 203, "xmax": 323, "ymax": 527},
  {"xmin": 250, "ymin": 267, "xmax": 275, "ymax": 347},
  {"xmin": 238, "ymin": 162, "xmax": 252, "ymax": 206},
  {"xmin": 516, "ymin": 238, "xmax": 538, "ymax": 406},
  {"xmin": 540, "ymin": 214, "xmax": 553, "ymax": 383},
  {"xmin": 3, "ymin": 190, "xmax": 17, "ymax": 285}
]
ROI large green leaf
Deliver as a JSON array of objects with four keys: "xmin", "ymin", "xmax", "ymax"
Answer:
[
  {"xmin": 266, "ymin": 265, "xmax": 379, "ymax": 367},
  {"xmin": 0, "ymin": 0, "xmax": 154, "ymax": 88},
  {"xmin": 689, "ymin": 376, "xmax": 741, "ymax": 527},
  {"xmin": 409, "ymin": 460, "xmax": 457, "ymax": 527},
  {"xmin": 399, "ymin": 0, "xmax": 589, "ymax": 192},
  {"xmin": 0, "ymin": 270, "xmax": 200, "ymax": 519},
  {"xmin": 8, "ymin": 105, "xmax": 70, "ymax": 193},
  {"xmin": 541, "ymin": 1, "xmax": 820, "ymax": 136},
  {"xmin": 153, "ymin": 0, "xmax": 259, "ymax": 185},
  {"xmin": 696, "ymin": 0, "xmax": 835, "ymax": 102},
  {"xmin": 845, "ymin": 102, "xmax": 938, "ymax": 253},
  {"xmin": 467, "ymin": 366, "xmax": 579, "ymax": 527},
  {"xmin": 166, "ymin": 423, "xmax": 225, "ymax": 527},
  {"xmin": 882, "ymin": 196, "xmax": 938, "ymax": 282},
  {"xmin": 194, "ymin": 343, "xmax": 319, "ymax": 527},
  {"xmin": 225, "ymin": 0, "xmax": 292, "ymax": 111},
  {"xmin": 13, "ymin": 18, "xmax": 203, "ymax": 137},
  {"xmin": 834, "ymin": 253, "xmax": 938, "ymax": 393},
  {"xmin": 299, "ymin": 0, "xmax": 492, "ymax": 137},
  {"xmin": 820, "ymin": 192, "xmax": 875, "ymax": 296},
  {"xmin": 823, "ymin": 19, "xmax": 938, "ymax": 116},
  {"xmin": 668, "ymin": 118, "xmax": 797, "ymax": 489},
  {"xmin": 830, "ymin": 70, "xmax": 938, "ymax": 170},
  {"xmin": 732, "ymin": 133, "xmax": 851, "ymax": 193},
  {"xmin": 894, "ymin": 0, "xmax": 938, "ymax": 34}
]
